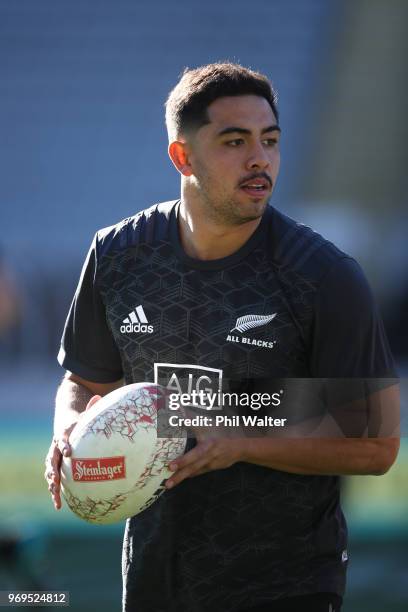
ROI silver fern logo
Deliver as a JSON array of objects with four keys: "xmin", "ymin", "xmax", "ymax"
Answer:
[
  {"xmin": 230, "ymin": 313, "xmax": 276, "ymax": 334},
  {"xmin": 226, "ymin": 313, "xmax": 277, "ymax": 349}
]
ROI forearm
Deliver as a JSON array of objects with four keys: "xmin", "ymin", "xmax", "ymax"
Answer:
[
  {"xmin": 53, "ymin": 377, "xmax": 93, "ymax": 437},
  {"xmin": 165, "ymin": 431, "xmax": 399, "ymax": 489},
  {"xmin": 240, "ymin": 437, "xmax": 399, "ymax": 476}
]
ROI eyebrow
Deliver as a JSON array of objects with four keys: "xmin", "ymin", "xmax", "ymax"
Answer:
[{"xmin": 217, "ymin": 125, "xmax": 281, "ymax": 137}]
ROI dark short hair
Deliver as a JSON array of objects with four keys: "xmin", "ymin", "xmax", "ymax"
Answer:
[{"xmin": 165, "ymin": 62, "xmax": 279, "ymax": 141}]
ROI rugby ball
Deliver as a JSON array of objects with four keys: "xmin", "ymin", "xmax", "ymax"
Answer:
[{"xmin": 60, "ymin": 383, "xmax": 186, "ymax": 524}]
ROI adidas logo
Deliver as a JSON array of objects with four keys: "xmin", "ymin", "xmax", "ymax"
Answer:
[{"xmin": 120, "ymin": 305, "xmax": 154, "ymax": 334}]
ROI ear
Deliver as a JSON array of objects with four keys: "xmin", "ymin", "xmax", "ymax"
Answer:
[{"xmin": 168, "ymin": 141, "xmax": 194, "ymax": 177}]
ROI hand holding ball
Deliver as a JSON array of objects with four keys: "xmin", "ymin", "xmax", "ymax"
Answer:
[{"xmin": 60, "ymin": 383, "xmax": 186, "ymax": 524}]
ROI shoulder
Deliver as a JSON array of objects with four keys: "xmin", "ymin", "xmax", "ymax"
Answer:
[
  {"xmin": 266, "ymin": 206, "xmax": 355, "ymax": 286},
  {"xmin": 94, "ymin": 200, "xmax": 177, "ymax": 258}
]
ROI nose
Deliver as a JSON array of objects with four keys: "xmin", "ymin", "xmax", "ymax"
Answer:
[{"xmin": 245, "ymin": 141, "xmax": 270, "ymax": 171}]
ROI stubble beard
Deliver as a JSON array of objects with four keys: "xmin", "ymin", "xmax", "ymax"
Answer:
[{"xmin": 196, "ymin": 178, "xmax": 270, "ymax": 227}]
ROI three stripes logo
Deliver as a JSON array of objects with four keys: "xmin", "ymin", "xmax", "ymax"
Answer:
[{"xmin": 120, "ymin": 305, "xmax": 154, "ymax": 334}]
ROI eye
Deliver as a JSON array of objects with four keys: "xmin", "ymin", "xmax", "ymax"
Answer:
[
  {"xmin": 225, "ymin": 138, "xmax": 245, "ymax": 146},
  {"xmin": 263, "ymin": 138, "xmax": 279, "ymax": 147}
]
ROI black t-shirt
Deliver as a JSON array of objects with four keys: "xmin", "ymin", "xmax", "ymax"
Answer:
[{"xmin": 58, "ymin": 201, "xmax": 395, "ymax": 611}]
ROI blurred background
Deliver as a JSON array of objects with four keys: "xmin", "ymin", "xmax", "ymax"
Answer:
[{"xmin": 0, "ymin": 0, "xmax": 407, "ymax": 610}]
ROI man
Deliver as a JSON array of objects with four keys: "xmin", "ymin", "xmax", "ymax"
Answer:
[{"xmin": 45, "ymin": 63, "xmax": 399, "ymax": 612}]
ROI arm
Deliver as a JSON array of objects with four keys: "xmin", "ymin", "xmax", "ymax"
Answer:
[
  {"xmin": 167, "ymin": 260, "xmax": 400, "ymax": 487},
  {"xmin": 165, "ymin": 435, "xmax": 400, "ymax": 489},
  {"xmin": 47, "ymin": 232, "xmax": 125, "ymax": 508},
  {"xmin": 166, "ymin": 382, "xmax": 400, "ymax": 487},
  {"xmin": 241, "ymin": 436, "xmax": 400, "ymax": 476},
  {"xmin": 53, "ymin": 372, "xmax": 123, "ymax": 440},
  {"xmin": 44, "ymin": 372, "xmax": 123, "ymax": 509}
]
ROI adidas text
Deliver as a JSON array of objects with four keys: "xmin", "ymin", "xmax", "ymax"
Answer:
[
  {"xmin": 121, "ymin": 305, "xmax": 154, "ymax": 334},
  {"xmin": 120, "ymin": 323, "xmax": 154, "ymax": 334}
]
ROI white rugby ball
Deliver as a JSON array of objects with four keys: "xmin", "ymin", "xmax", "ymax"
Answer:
[{"xmin": 60, "ymin": 383, "xmax": 186, "ymax": 524}]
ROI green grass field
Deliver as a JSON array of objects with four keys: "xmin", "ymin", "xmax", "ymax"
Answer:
[{"xmin": 0, "ymin": 424, "xmax": 407, "ymax": 610}]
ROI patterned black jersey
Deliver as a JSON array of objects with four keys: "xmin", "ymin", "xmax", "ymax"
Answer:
[{"xmin": 58, "ymin": 201, "xmax": 395, "ymax": 612}]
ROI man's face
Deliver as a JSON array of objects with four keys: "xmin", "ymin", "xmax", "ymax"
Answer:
[{"xmin": 184, "ymin": 94, "xmax": 281, "ymax": 225}]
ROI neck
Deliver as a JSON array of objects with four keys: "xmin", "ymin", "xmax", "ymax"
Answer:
[{"xmin": 178, "ymin": 188, "xmax": 263, "ymax": 261}]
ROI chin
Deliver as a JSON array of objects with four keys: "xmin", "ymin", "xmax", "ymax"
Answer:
[
  {"xmin": 238, "ymin": 197, "xmax": 269, "ymax": 219},
  {"xmin": 207, "ymin": 194, "xmax": 270, "ymax": 226},
  {"xmin": 232, "ymin": 209, "xmax": 266, "ymax": 226}
]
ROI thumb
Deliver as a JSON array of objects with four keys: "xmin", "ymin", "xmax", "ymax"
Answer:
[
  {"xmin": 60, "ymin": 396, "xmax": 101, "ymax": 456},
  {"xmin": 85, "ymin": 394, "xmax": 102, "ymax": 411}
]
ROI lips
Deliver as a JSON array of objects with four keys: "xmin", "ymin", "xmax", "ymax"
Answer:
[{"xmin": 240, "ymin": 177, "xmax": 270, "ymax": 197}]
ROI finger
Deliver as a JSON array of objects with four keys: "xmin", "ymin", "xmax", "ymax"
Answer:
[
  {"xmin": 169, "ymin": 439, "xmax": 214, "ymax": 472},
  {"xmin": 44, "ymin": 467, "xmax": 58, "ymax": 484},
  {"xmin": 44, "ymin": 463, "xmax": 60, "ymax": 491},
  {"xmin": 55, "ymin": 437, "xmax": 68, "ymax": 457},
  {"xmin": 44, "ymin": 440, "xmax": 64, "ymax": 510},
  {"xmin": 188, "ymin": 467, "xmax": 209, "ymax": 478},
  {"xmin": 47, "ymin": 477, "xmax": 59, "ymax": 495},
  {"xmin": 58, "ymin": 444, "xmax": 71, "ymax": 457},
  {"xmin": 57, "ymin": 423, "xmax": 77, "ymax": 457},
  {"xmin": 86, "ymin": 394, "xmax": 101, "ymax": 411},
  {"xmin": 45, "ymin": 444, "xmax": 61, "ymax": 478},
  {"xmin": 50, "ymin": 482, "xmax": 62, "ymax": 510},
  {"xmin": 45, "ymin": 445, "xmax": 64, "ymax": 492},
  {"xmin": 55, "ymin": 397, "xmax": 101, "ymax": 457},
  {"xmin": 166, "ymin": 455, "xmax": 210, "ymax": 488},
  {"xmin": 45, "ymin": 464, "xmax": 62, "ymax": 509}
]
